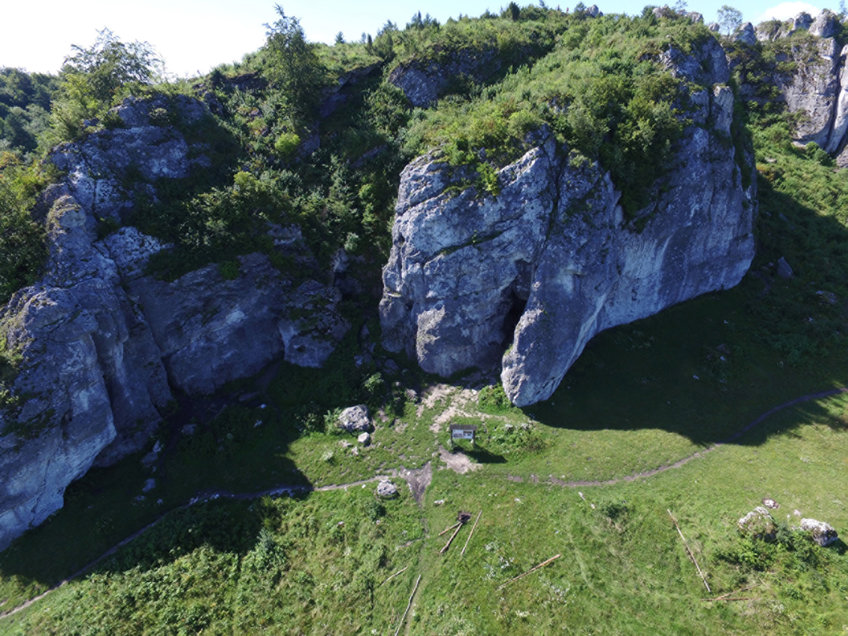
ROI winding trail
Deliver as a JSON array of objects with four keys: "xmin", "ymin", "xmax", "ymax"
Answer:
[
  {"xmin": 2, "ymin": 386, "xmax": 846, "ymax": 622},
  {"xmin": 545, "ymin": 386, "xmax": 848, "ymax": 488}
]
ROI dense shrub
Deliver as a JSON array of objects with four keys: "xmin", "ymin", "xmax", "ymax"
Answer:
[
  {"xmin": 403, "ymin": 12, "xmax": 710, "ymax": 212},
  {"xmin": 0, "ymin": 154, "xmax": 49, "ymax": 302}
]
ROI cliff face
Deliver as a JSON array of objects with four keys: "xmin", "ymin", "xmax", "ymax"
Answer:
[
  {"xmin": 0, "ymin": 97, "xmax": 348, "ymax": 550},
  {"xmin": 737, "ymin": 10, "xmax": 848, "ymax": 164},
  {"xmin": 380, "ymin": 39, "xmax": 756, "ymax": 406}
]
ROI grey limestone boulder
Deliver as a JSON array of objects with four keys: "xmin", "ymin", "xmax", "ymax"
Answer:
[
  {"xmin": 747, "ymin": 12, "xmax": 848, "ymax": 158},
  {"xmin": 376, "ymin": 480, "xmax": 398, "ymax": 498},
  {"xmin": 738, "ymin": 507, "xmax": 777, "ymax": 540},
  {"xmin": 50, "ymin": 96, "xmax": 203, "ymax": 222},
  {"xmin": 800, "ymin": 518, "xmax": 838, "ymax": 546},
  {"xmin": 0, "ymin": 97, "xmax": 350, "ymax": 551},
  {"xmin": 338, "ymin": 405, "xmax": 373, "ymax": 433},
  {"xmin": 388, "ymin": 48, "xmax": 501, "ymax": 108},
  {"xmin": 735, "ymin": 23, "xmax": 757, "ymax": 47},
  {"xmin": 810, "ymin": 10, "xmax": 841, "ymax": 38}
]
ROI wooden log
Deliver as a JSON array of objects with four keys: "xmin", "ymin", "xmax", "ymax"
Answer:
[
  {"xmin": 704, "ymin": 585, "xmax": 755, "ymax": 602},
  {"xmin": 460, "ymin": 511, "xmax": 482, "ymax": 558},
  {"xmin": 497, "ymin": 554, "xmax": 561, "ymax": 590},
  {"xmin": 667, "ymin": 509, "xmax": 711, "ymax": 593},
  {"xmin": 440, "ymin": 522, "xmax": 463, "ymax": 554},
  {"xmin": 438, "ymin": 521, "xmax": 461, "ymax": 537},
  {"xmin": 393, "ymin": 574, "xmax": 422, "ymax": 636},
  {"xmin": 380, "ymin": 565, "xmax": 409, "ymax": 587}
]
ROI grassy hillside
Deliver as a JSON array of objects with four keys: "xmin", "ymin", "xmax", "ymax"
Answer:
[{"xmin": 2, "ymin": 6, "xmax": 848, "ymax": 634}]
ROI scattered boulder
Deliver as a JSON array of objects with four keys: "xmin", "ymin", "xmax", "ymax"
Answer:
[
  {"xmin": 357, "ymin": 432, "xmax": 372, "ymax": 446},
  {"xmin": 800, "ymin": 518, "xmax": 839, "ymax": 546},
  {"xmin": 376, "ymin": 480, "xmax": 398, "ymax": 498},
  {"xmin": 738, "ymin": 506, "xmax": 777, "ymax": 540},
  {"xmin": 337, "ymin": 405, "xmax": 373, "ymax": 433},
  {"xmin": 776, "ymin": 256, "xmax": 794, "ymax": 279}
]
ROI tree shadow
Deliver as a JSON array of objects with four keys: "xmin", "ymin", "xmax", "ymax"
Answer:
[
  {"xmin": 0, "ymin": 369, "xmax": 318, "ymax": 608},
  {"xmin": 455, "ymin": 444, "xmax": 507, "ymax": 464}
]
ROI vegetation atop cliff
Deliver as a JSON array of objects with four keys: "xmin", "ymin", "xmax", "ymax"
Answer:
[{"xmin": 0, "ymin": 6, "xmax": 737, "ymax": 296}]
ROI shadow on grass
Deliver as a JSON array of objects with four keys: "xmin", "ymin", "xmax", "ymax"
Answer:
[
  {"xmin": 522, "ymin": 179, "xmax": 848, "ymax": 449},
  {"xmin": 456, "ymin": 445, "xmax": 507, "ymax": 464},
  {"xmin": 0, "ymin": 313, "xmax": 404, "ymax": 605},
  {"xmin": 0, "ymin": 398, "xmax": 312, "ymax": 610}
]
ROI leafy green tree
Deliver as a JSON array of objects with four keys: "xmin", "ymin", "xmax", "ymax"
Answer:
[
  {"xmin": 0, "ymin": 155, "xmax": 47, "ymax": 302},
  {"xmin": 264, "ymin": 5, "xmax": 325, "ymax": 128},
  {"xmin": 507, "ymin": 2, "xmax": 521, "ymax": 21},
  {"xmin": 718, "ymin": 5, "xmax": 743, "ymax": 35},
  {"xmin": 51, "ymin": 29, "xmax": 161, "ymax": 140},
  {"xmin": 61, "ymin": 29, "xmax": 160, "ymax": 105},
  {"xmin": 373, "ymin": 21, "xmax": 398, "ymax": 60}
]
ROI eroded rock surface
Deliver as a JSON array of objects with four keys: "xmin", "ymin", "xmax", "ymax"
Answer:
[
  {"xmin": 381, "ymin": 38, "xmax": 755, "ymax": 406},
  {"xmin": 741, "ymin": 11, "xmax": 848, "ymax": 162},
  {"xmin": 0, "ymin": 97, "xmax": 348, "ymax": 550}
]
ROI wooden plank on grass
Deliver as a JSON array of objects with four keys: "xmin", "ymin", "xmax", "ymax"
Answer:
[
  {"xmin": 380, "ymin": 566, "xmax": 409, "ymax": 587},
  {"xmin": 439, "ymin": 522, "xmax": 463, "ymax": 554},
  {"xmin": 497, "ymin": 554, "xmax": 561, "ymax": 590},
  {"xmin": 460, "ymin": 510, "xmax": 482, "ymax": 558},
  {"xmin": 438, "ymin": 521, "xmax": 461, "ymax": 537},
  {"xmin": 667, "ymin": 509, "xmax": 711, "ymax": 593},
  {"xmin": 393, "ymin": 574, "xmax": 422, "ymax": 636}
]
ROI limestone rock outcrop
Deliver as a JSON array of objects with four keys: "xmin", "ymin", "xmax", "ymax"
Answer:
[
  {"xmin": 380, "ymin": 38, "xmax": 755, "ymax": 406},
  {"xmin": 0, "ymin": 97, "xmax": 348, "ymax": 550},
  {"xmin": 740, "ymin": 11, "xmax": 848, "ymax": 163},
  {"xmin": 388, "ymin": 48, "xmax": 506, "ymax": 108}
]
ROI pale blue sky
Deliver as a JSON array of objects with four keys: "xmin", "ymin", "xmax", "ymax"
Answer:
[{"xmin": 1, "ymin": 1, "xmax": 829, "ymax": 77}]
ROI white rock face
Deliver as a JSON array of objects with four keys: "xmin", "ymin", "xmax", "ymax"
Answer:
[
  {"xmin": 381, "ymin": 39, "xmax": 755, "ymax": 406},
  {"xmin": 745, "ymin": 11, "xmax": 848, "ymax": 159}
]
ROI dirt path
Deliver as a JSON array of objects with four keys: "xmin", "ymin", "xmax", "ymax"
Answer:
[{"xmin": 3, "ymin": 386, "xmax": 846, "ymax": 622}]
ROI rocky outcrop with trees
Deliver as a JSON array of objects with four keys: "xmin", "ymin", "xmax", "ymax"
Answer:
[
  {"xmin": 5, "ymin": 6, "xmax": 848, "ymax": 550},
  {"xmin": 380, "ymin": 37, "xmax": 756, "ymax": 405},
  {"xmin": 0, "ymin": 96, "xmax": 348, "ymax": 550}
]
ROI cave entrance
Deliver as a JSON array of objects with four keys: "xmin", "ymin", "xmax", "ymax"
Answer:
[{"xmin": 501, "ymin": 288, "xmax": 528, "ymax": 349}]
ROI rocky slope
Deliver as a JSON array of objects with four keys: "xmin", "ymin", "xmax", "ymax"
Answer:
[
  {"xmin": 0, "ymin": 97, "xmax": 348, "ymax": 550},
  {"xmin": 380, "ymin": 37, "xmax": 757, "ymax": 406},
  {"xmin": 735, "ymin": 10, "xmax": 848, "ymax": 165}
]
